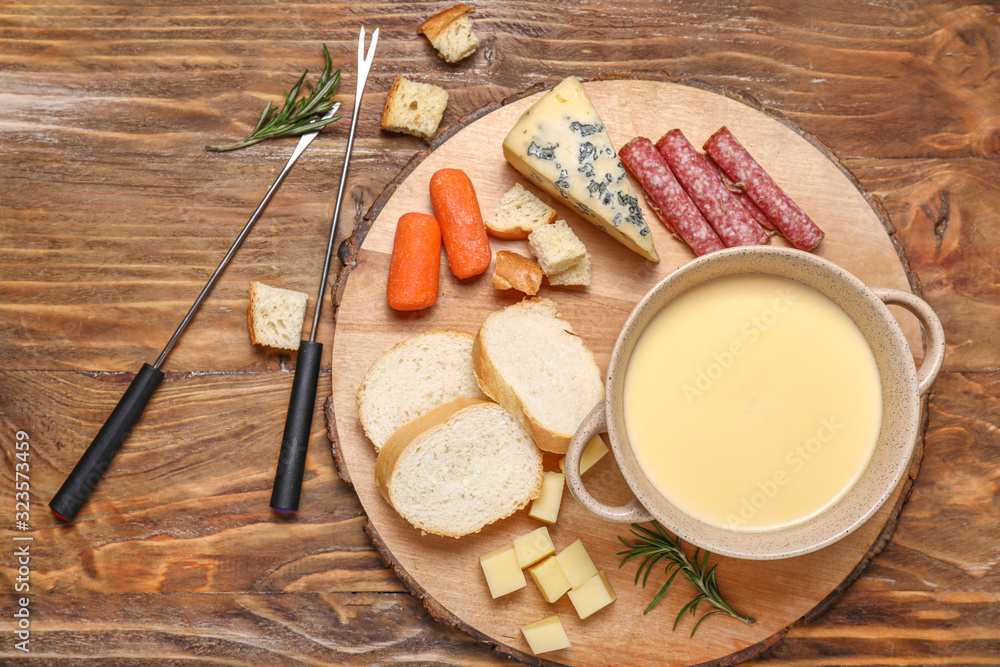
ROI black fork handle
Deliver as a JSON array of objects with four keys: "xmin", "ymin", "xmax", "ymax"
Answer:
[
  {"xmin": 50, "ymin": 363, "xmax": 164, "ymax": 521},
  {"xmin": 269, "ymin": 341, "xmax": 323, "ymax": 513}
]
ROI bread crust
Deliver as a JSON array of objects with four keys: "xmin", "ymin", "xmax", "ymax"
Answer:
[
  {"xmin": 484, "ymin": 226, "xmax": 531, "ymax": 241},
  {"xmin": 247, "ymin": 281, "xmax": 262, "ymax": 346},
  {"xmin": 485, "ymin": 211, "xmax": 557, "ymax": 240},
  {"xmin": 379, "ymin": 76, "xmax": 405, "ymax": 133},
  {"xmin": 417, "ymin": 4, "xmax": 474, "ymax": 42}
]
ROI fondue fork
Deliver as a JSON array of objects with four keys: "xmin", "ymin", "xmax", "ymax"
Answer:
[
  {"xmin": 48, "ymin": 102, "xmax": 341, "ymax": 522},
  {"xmin": 269, "ymin": 26, "xmax": 378, "ymax": 513}
]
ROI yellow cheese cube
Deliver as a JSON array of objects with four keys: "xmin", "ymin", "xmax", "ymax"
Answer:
[
  {"xmin": 480, "ymin": 545, "xmax": 526, "ymax": 599},
  {"xmin": 527, "ymin": 555, "xmax": 571, "ymax": 603},
  {"xmin": 559, "ymin": 435, "xmax": 609, "ymax": 475},
  {"xmin": 555, "ymin": 539, "xmax": 598, "ymax": 589},
  {"xmin": 528, "ymin": 472, "xmax": 564, "ymax": 524},
  {"xmin": 513, "ymin": 526, "xmax": 555, "ymax": 568},
  {"xmin": 567, "ymin": 571, "xmax": 617, "ymax": 619},
  {"xmin": 521, "ymin": 615, "xmax": 571, "ymax": 654}
]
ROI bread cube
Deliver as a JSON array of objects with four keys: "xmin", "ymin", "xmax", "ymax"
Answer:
[
  {"xmin": 247, "ymin": 281, "xmax": 308, "ymax": 350},
  {"xmin": 486, "ymin": 183, "xmax": 557, "ymax": 239},
  {"xmin": 527, "ymin": 219, "xmax": 588, "ymax": 275},
  {"xmin": 381, "ymin": 77, "xmax": 448, "ymax": 142},
  {"xmin": 492, "ymin": 251, "xmax": 543, "ymax": 295},
  {"xmin": 418, "ymin": 4, "xmax": 479, "ymax": 64}
]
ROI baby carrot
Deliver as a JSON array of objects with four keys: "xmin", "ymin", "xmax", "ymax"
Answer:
[
  {"xmin": 429, "ymin": 168, "xmax": 492, "ymax": 279},
  {"xmin": 387, "ymin": 212, "xmax": 442, "ymax": 311}
]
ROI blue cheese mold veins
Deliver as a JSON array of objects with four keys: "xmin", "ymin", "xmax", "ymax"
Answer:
[{"xmin": 503, "ymin": 76, "xmax": 659, "ymax": 261}]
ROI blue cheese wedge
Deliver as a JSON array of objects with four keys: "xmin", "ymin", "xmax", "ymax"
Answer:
[{"xmin": 502, "ymin": 76, "xmax": 659, "ymax": 262}]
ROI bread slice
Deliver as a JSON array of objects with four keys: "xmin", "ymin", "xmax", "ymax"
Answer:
[
  {"xmin": 473, "ymin": 298, "xmax": 604, "ymax": 453},
  {"xmin": 357, "ymin": 330, "xmax": 485, "ymax": 451},
  {"xmin": 375, "ymin": 398, "xmax": 544, "ymax": 538},
  {"xmin": 527, "ymin": 219, "xmax": 588, "ymax": 275},
  {"xmin": 485, "ymin": 183, "xmax": 557, "ymax": 240},
  {"xmin": 548, "ymin": 252, "xmax": 591, "ymax": 287},
  {"xmin": 418, "ymin": 4, "xmax": 479, "ymax": 64},
  {"xmin": 492, "ymin": 250, "xmax": 543, "ymax": 295},
  {"xmin": 380, "ymin": 77, "xmax": 449, "ymax": 142},
  {"xmin": 247, "ymin": 281, "xmax": 308, "ymax": 350}
]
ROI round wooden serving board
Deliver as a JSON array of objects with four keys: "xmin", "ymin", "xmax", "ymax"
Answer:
[{"xmin": 327, "ymin": 77, "xmax": 926, "ymax": 667}]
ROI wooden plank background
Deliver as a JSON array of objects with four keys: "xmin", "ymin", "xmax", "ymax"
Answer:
[{"xmin": 1, "ymin": 0, "xmax": 998, "ymax": 664}]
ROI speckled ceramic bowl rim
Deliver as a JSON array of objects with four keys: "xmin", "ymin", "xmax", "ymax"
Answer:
[{"xmin": 565, "ymin": 246, "xmax": 945, "ymax": 560}]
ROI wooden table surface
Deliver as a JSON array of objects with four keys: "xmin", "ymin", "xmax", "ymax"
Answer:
[{"xmin": 1, "ymin": 1, "xmax": 998, "ymax": 664}]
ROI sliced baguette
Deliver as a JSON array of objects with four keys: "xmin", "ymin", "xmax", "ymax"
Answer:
[
  {"xmin": 472, "ymin": 298, "xmax": 604, "ymax": 454},
  {"xmin": 357, "ymin": 330, "xmax": 485, "ymax": 451},
  {"xmin": 375, "ymin": 398, "xmax": 544, "ymax": 538}
]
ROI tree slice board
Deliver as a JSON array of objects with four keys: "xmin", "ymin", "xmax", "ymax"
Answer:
[{"xmin": 327, "ymin": 77, "xmax": 926, "ymax": 666}]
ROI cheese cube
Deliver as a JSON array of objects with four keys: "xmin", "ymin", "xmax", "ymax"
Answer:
[
  {"xmin": 567, "ymin": 572, "xmax": 617, "ymax": 619},
  {"xmin": 521, "ymin": 615, "xmax": 571, "ymax": 654},
  {"xmin": 480, "ymin": 545, "xmax": 526, "ymax": 599},
  {"xmin": 527, "ymin": 556, "xmax": 572, "ymax": 603},
  {"xmin": 555, "ymin": 539, "xmax": 598, "ymax": 589},
  {"xmin": 528, "ymin": 471, "xmax": 564, "ymax": 524},
  {"xmin": 559, "ymin": 435, "xmax": 609, "ymax": 475},
  {"xmin": 513, "ymin": 526, "xmax": 555, "ymax": 568}
]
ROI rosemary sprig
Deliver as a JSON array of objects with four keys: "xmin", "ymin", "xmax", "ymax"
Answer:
[
  {"xmin": 617, "ymin": 521, "xmax": 754, "ymax": 636},
  {"xmin": 207, "ymin": 44, "xmax": 342, "ymax": 152}
]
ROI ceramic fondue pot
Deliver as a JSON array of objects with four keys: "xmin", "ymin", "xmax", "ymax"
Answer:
[{"xmin": 564, "ymin": 246, "xmax": 945, "ymax": 560}]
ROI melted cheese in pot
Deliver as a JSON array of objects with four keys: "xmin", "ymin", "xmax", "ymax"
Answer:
[{"xmin": 623, "ymin": 274, "xmax": 882, "ymax": 532}]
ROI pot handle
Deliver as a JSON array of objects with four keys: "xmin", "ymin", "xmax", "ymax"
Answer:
[
  {"xmin": 872, "ymin": 287, "xmax": 945, "ymax": 395},
  {"xmin": 564, "ymin": 401, "xmax": 653, "ymax": 523}
]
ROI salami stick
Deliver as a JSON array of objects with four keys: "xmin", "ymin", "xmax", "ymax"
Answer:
[
  {"xmin": 620, "ymin": 137, "xmax": 724, "ymax": 256},
  {"xmin": 704, "ymin": 127, "xmax": 824, "ymax": 251},
  {"xmin": 655, "ymin": 130, "xmax": 769, "ymax": 247},
  {"xmin": 704, "ymin": 154, "xmax": 776, "ymax": 232}
]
